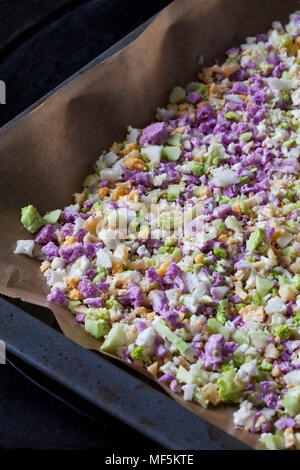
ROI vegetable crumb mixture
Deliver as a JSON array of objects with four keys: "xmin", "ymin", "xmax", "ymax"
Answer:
[{"xmin": 15, "ymin": 12, "xmax": 300, "ymax": 450}]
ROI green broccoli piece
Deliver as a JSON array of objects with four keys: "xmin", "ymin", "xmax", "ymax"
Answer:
[
  {"xmin": 213, "ymin": 247, "xmax": 227, "ymax": 258},
  {"xmin": 292, "ymin": 274, "xmax": 300, "ymax": 291},
  {"xmin": 260, "ymin": 432, "xmax": 285, "ymax": 450},
  {"xmin": 275, "ymin": 325, "xmax": 296, "ymax": 340},
  {"xmin": 130, "ymin": 346, "xmax": 149, "ymax": 362},
  {"xmin": 84, "ymin": 318, "xmax": 110, "ymax": 339},
  {"xmin": 217, "ymin": 370, "xmax": 242, "ymax": 403},
  {"xmin": 279, "ymin": 34, "xmax": 293, "ymax": 48},
  {"xmin": 90, "ymin": 202, "xmax": 102, "ymax": 212},
  {"xmin": 293, "ymin": 311, "xmax": 300, "ymax": 326},
  {"xmin": 212, "ymin": 219, "xmax": 224, "ymax": 232},
  {"xmin": 104, "ymin": 296, "xmax": 121, "ymax": 311},
  {"xmin": 224, "ymin": 111, "xmax": 238, "ymax": 120}
]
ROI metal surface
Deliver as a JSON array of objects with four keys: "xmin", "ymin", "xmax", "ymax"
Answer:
[
  {"xmin": 0, "ymin": 297, "xmax": 249, "ymax": 450},
  {"xmin": 0, "ymin": 13, "xmax": 249, "ymax": 450}
]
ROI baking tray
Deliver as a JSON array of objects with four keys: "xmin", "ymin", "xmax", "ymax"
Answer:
[{"xmin": 0, "ymin": 14, "xmax": 250, "ymax": 450}]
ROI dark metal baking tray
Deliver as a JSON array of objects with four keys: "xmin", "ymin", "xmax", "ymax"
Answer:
[{"xmin": 0, "ymin": 16, "xmax": 249, "ymax": 450}]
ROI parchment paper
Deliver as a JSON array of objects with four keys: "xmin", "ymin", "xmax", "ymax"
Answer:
[{"xmin": 0, "ymin": 0, "xmax": 298, "ymax": 450}]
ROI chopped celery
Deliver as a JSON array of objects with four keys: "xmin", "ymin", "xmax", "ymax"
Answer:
[
  {"xmin": 207, "ymin": 318, "xmax": 230, "ymax": 340},
  {"xmin": 167, "ymin": 184, "xmax": 184, "ymax": 202},
  {"xmin": 68, "ymin": 300, "xmax": 81, "ymax": 313},
  {"xmin": 256, "ymin": 277, "xmax": 274, "ymax": 296},
  {"xmin": 213, "ymin": 246, "xmax": 227, "ymax": 258},
  {"xmin": 83, "ymin": 173, "xmax": 99, "ymax": 187},
  {"xmin": 101, "ymin": 324, "xmax": 127, "ymax": 351},
  {"xmin": 21, "ymin": 205, "xmax": 44, "ymax": 234},
  {"xmin": 212, "ymin": 219, "xmax": 224, "ymax": 232},
  {"xmin": 161, "ymin": 145, "xmax": 181, "ymax": 161},
  {"xmin": 155, "ymin": 321, "xmax": 188, "ymax": 355},
  {"xmin": 239, "ymin": 132, "xmax": 253, "ymax": 141},
  {"xmin": 169, "ymin": 86, "xmax": 186, "ymax": 104},
  {"xmin": 84, "ymin": 318, "xmax": 110, "ymax": 339},
  {"xmin": 167, "ymin": 134, "xmax": 181, "ymax": 145},
  {"xmin": 246, "ymin": 228, "xmax": 265, "ymax": 252},
  {"xmin": 43, "ymin": 209, "xmax": 62, "ymax": 224}
]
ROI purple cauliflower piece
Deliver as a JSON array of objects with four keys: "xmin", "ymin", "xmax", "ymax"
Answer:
[
  {"xmin": 35, "ymin": 224, "xmax": 56, "ymax": 244},
  {"xmin": 196, "ymin": 104, "xmax": 215, "ymax": 122},
  {"xmin": 186, "ymin": 92, "xmax": 202, "ymax": 104},
  {"xmin": 170, "ymin": 379, "xmax": 180, "ymax": 392},
  {"xmin": 212, "ymin": 204, "xmax": 233, "ymax": 220},
  {"xmin": 77, "ymin": 278, "xmax": 99, "ymax": 298},
  {"xmin": 212, "ymin": 272, "xmax": 224, "ymax": 287},
  {"xmin": 84, "ymin": 268, "xmax": 97, "ymax": 280},
  {"xmin": 95, "ymin": 280, "xmax": 109, "ymax": 292},
  {"xmin": 118, "ymin": 283, "xmax": 143, "ymax": 309},
  {"xmin": 222, "ymin": 341, "xmax": 237, "ymax": 356},
  {"xmin": 159, "ymin": 373, "xmax": 175, "ymax": 383},
  {"xmin": 275, "ymin": 417, "xmax": 295, "ymax": 430},
  {"xmin": 84, "ymin": 242, "xmax": 103, "ymax": 258},
  {"xmin": 139, "ymin": 122, "xmax": 170, "ymax": 146},
  {"xmin": 59, "ymin": 222, "xmax": 74, "ymax": 237},
  {"xmin": 150, "ymin": 291, "xmax": 168, "ymax": 314},
  {"xmin": 265, "ymin": 393, "xmax": 280, "ymax": 409},
  {"xmin": 62, "ymin": 210, "xmax": 79, "ymax": 224},
  {"xmin": 75, "ymin": 314, "xmax": 85, "ymax": 323},
  {"xmin": 260, "ymin": 381, "xmax": 271, "ymax": 393},
  {"xmin": 204, "ymin": 334, "xmax": 224, "ymax": 370},
  {"xmin": 122, "ymin": 169, "xmax": 151, "ymax": 186},
  {"xmin": 146, "ymin": 266, "xmax": 163, "ymax": 288},
  {"xmin": 163, "ymin": 310, "xmax": 180, "ymax": 327},
  {"xmin": 41, "ymin": 241, "xmax": 59, "ymax": 259},
  {"xmin": 59, "ymin": 242, "xmax": 84, "ymax": 263},
  {"xmin": 47, "ymin": 287, "xmax": 67, "ymax": 305},
  {"xmin": 83, "ymin": 297, "xmax": 103, "ymax": 308},
  {"xmin": 231, "ymin": 81, "xmax": 248, "ymax": 94},
  {"xmin": 75, "ymin": 229, "xmax": 88, "ymax": 242},
  {"xmin": 165, "ymin": 262, "xmax": 182, "ymax": 280}
]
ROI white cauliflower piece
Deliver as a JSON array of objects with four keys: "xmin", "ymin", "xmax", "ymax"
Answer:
[
  {"xmin": 236, "ymin": 359, "xmax": 259, "ymax": 385},
  {"xmin": 265, "ymin": 297, "xmax": 287, "ymax": 315},
  {"xmin": 14, "ymin": 240, "xmax": 34, "ymax": 257},
  {"xmin": 96, "ymin": 248, "xmax": 112, "ymax": 268},
  {"xmin": 233, "ymin": 400, "xmax": 256, "ymax": 427}
]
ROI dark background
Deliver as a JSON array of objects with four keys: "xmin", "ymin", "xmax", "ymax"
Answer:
[
  {"xmin": 0, "ymin": 0, "xmax": 172, "ymax": 128},
  {"xmin": 0, "ymin": 0, "xmax": 172, "ymax": 449}
]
